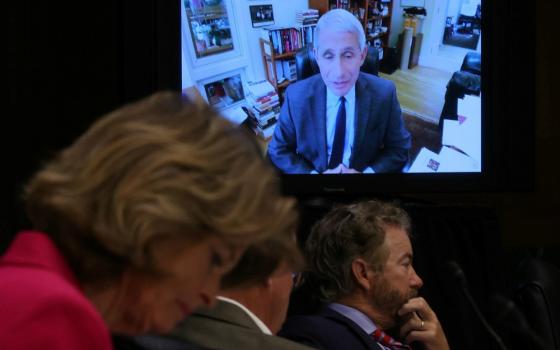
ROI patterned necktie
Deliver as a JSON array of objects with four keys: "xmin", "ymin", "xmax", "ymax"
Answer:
[
  {"xmin": 328, "ymin": 96, "xmax": 346, "ymax": 169},
  {"xmin": 371, "ymin": 328, "xmax": 411, "ymax": 350}
]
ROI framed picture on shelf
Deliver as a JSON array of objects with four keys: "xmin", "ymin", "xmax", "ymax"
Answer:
[
  {"xmin": 184, "ymin": 0, "xmax": 235, "ymax": 59},
  {"xmin": 249, "ymin": 4, "xmax": 274, "ymax": 28},
  {"xmin": 202, "ymin": 73, "xmax": 246, "ymax": 110}
]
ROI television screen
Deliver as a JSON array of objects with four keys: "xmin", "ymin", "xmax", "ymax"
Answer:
[{"xmin": 177, "ymin": 0, "xmax": 529, "ymax": 194}]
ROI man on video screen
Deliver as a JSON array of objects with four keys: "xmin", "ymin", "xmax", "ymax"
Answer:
[{"xmin": 267, "ymin": 9, "xmax": 410, "ymax": 174}]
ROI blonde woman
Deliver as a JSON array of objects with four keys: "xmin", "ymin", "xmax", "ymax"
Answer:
[{"xmin": 0, "ymin": 92, "xmax": 298, "ymax": 350}]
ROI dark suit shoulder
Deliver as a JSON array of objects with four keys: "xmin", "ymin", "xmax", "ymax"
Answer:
[
  {"xmin": 357, "ymin": 72, "xmax": 396, "ymax": 93},
  {"xmin": 280, "ymin": 314, "xmax": 335, "ymax": 350},
  {"xmin": 285, "ymin": 74, "xmax": 324, "ymax": 97},
  {"xmin": 280, "ymin": 310, "xmax": 382, "ymax": 350}
]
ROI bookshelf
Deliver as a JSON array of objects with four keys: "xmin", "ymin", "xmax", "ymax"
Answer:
[
  {"xmin": 259, "ymin": 38, "xmax": 296, "ymax": 97},
  {"xmin": 258, "ymin": 25, "xmax": 315, "ymax": 100},
  {"xmin": 308, "ymin": 0, "xmax": 394, "ymax": 49}
]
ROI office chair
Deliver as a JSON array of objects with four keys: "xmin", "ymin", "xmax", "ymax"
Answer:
[
  {"xmin": 513, "ymin": 257, "xmax": 560, "ymax": 350},
  {"xmin": 439, "ymin": 52, "xmax": 481, "ymax": 131},
  {"xmin": 460, "ymin": 51, "xmax": 481, "ymax": 75},
  {"xmin": 295, "ymin": 45, "xmax": 380, "ymax": 81}
]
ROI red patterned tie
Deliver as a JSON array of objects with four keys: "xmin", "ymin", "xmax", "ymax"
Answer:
[{"xmin": 371, "ymin": 328, "xmax": 411, "ymax": 350}]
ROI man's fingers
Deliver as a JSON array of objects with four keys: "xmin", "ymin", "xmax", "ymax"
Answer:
[
  {"xmin": 404, "ymin": 329, "xmax": 432, "ymax": 345},
  {"xmin": 398, "ymin": 297, "xmax": 434, "ymax": 321},
  {"xmin": 399, "ymin": 313, "xmax": 423, "ymax": 339},
  {"xmin": 404, "ymin": 327, "xmax": 450, "ymax": 350}
]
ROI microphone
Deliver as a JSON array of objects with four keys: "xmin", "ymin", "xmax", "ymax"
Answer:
[
  {"xmin": 492, "ymin": 294, "xmax": 547, "ymax": 350},
  {"xmin": 446, "ymin": 261, "xmax": 508, "ymax": 350}
]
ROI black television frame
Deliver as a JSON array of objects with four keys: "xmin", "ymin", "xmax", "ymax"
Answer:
[{"xmin": 129, "ymin": 0, "xmax": 534, "ymax": 195}]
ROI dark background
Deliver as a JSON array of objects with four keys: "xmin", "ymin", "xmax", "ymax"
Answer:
[{"xmin": 5, "ymin": 1, "xmax": 558, "ymax": 349}]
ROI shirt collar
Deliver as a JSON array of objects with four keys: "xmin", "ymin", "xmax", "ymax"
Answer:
[
  {"xmin": 326, "ymin": 85, "xmax": 356, "ymax": 109},
  {"xmin": 217, "ymin": 296, "xmax": 272, "ymax": 335},
  {"xmin": 328, "ymin": 302, "xmax": 379, "ymax": 335}
]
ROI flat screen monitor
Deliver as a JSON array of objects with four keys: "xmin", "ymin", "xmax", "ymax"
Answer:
[{"xmin": 174, "ymin": 0, "xmax": 533, "ymax": 195}]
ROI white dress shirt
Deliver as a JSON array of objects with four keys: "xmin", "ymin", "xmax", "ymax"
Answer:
[
  {"xmin": 326, "ymin": 86, "xmax": 356, "ymax": 168},
  {"xmin": 325, "ymin": 87, "xmax": 374, "ymax": 173},
  {"xmin": 217, "ymin": 296, "xmax": 272, "ymax": 335}
]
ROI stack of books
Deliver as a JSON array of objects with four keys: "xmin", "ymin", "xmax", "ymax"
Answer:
[
  {"xmin": 245, "ymin": 80, "xmax": 281, "ymax": 139},
  {"xmin": 296, "ymin": 9, "xmax": 319, "ymax": 26}
]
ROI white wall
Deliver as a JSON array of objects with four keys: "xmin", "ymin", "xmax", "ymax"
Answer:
[
  {"xmin": 389, "ymin": 3, "xmax": 406, "ymax": 47},
  {"xmin": 236, "ymin": 0, "xmax": 311, "ymax": 82},
  {"xmin": 181, "ymin": 0, "xmax": 310, "ymax": 91},
  {"xmin": 181, "ymin": 2, "xmax": 194, "ymax": 89},
  {"xmin": 418, "ymin": 0, "xmax": 462, "ymax": 72},
  {"xmin": 446, "ymin": 0, "xmax": 461, "ymax": 23}
]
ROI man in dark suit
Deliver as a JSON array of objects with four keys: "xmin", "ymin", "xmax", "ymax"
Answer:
[
  {"xmin": 279, "ymin": 200, "xmax": 449, "ymax": 350},
  {"xmin": 166, "ymin": 240, "xmax": 313, "ymax": 350},
  {"xmin": 267, "ymin": 9, "xmax": 410, "ymax": 174}
]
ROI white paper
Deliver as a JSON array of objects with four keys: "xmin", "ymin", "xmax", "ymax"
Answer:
[
  {"xmin": 437, "ymin": 146, "xmax": 480, "ymax": 172},
  {"xmin": 441, "ymin": 112, "xmax": 481, "ymax": 166},
  {"xmin": 220, "ymin": 105, "xmax": 248, "ymax": 125},
  {"xmin": 408, "ymin": 147, "xmax": 441, "ymax": 173},
  {"xmin": 458, "ymin": 95, "xmax": 481, "ymax": 120},
  {"xmin": 442, "ymin": 119, "xmax": 461, "ymax": 146},
  {"xmin": 456, "ymin": 95, "xmax": 481, "ymax": 164}
]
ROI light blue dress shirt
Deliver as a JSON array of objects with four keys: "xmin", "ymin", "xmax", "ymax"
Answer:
[{"xmin": 328, "ymin": 303, "xmax": 390, "ymax": 350}]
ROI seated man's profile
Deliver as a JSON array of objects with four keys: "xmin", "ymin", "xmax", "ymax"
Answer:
[{"xmin": 267, "ymin": 9, "xmax": 410, "ymax": 174}]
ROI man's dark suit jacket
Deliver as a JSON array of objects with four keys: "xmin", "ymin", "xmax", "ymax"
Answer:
[
  {"xmin": 267, "ymin": 73, "xmax": 411, "ymax": 174},
  {"xmin": 279, "ymin": 307, "xmax": 384, "ymax": 350}
]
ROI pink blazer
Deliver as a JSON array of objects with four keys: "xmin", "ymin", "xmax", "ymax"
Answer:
[{"xmin": 0, "ymin": 231, "xmax": 113, "ymax": 350}]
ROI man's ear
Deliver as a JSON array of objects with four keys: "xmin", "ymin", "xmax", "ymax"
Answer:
[{"xmin": 351, "ymin": 258, "xmax": 375, "ymax": 291}]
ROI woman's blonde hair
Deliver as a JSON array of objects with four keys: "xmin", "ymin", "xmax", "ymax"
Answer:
[{"xmin": 25, "ymin": 91, "xmax": 297, "ymax": 283}]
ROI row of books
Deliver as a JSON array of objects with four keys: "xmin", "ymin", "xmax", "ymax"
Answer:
[
  {"xmin": 273, "ymin": 59, "xmax": 297, "ymax": 84},
  {"xmin": 261, "ymin": 26, "xmax": 315, "ymax": 56},
  {"xmin": 300, "ymin": 25, "xmax": 316, "ymax": 48},
  {"xmin": 244, "ymin": 80, "xmax": 280, "ymax": 139},
  {"xmin": 330, "ymin": 0, "xmax": 351, "ymax": 10}
]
